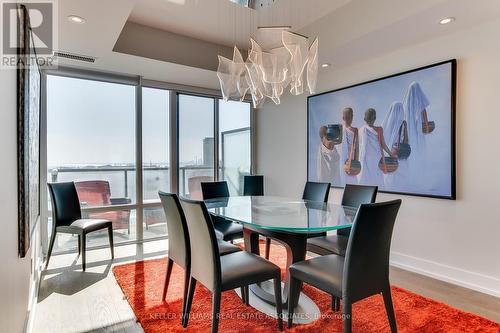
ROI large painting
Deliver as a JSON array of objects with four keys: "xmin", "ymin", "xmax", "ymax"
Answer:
[
  {"xmin": 18, "ymin": 5, "xmax": 41, "ymax": 257},
  {"xmin": 307, "ymin": 60, "xmax": 456, "ymax": 199}
]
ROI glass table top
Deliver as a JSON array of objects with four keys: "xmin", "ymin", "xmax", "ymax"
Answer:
[{"xmin": 205, "ymin": 196, "xmax": 357, "ymax": 233}]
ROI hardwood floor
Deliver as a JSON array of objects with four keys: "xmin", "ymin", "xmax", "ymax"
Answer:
[
  {"xmin": 389, "ymin": 266, "xmax": 500, "ymax": 323},
  {"xmin": 33, "ymin": 240, "xmax": 168, "ymax": 333},
  {"xmin": 32, "ymin": 239, "xmax": 500, "ymax": 333}
]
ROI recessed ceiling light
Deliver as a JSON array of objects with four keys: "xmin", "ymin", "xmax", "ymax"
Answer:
[
  {"xmin": 68, "ymin": 15, "xmax": 86, "ymax": 24},
  {"xmin": 439, "ymin": 17, "xmax": 455, "ymax": 25},
  {"xmin": 321, "ymin": 63, "xmax": 331, "ymax": 68}
]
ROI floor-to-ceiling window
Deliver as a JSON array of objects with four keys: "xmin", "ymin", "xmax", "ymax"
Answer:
[
  {"xmin": 178, "ymin": 94, "xmax": 215, "ymax": 199},
  {"xmin": 44, "ymin": 72, "xmax": 252, "ymax": 253},
  {"xmin": 47, "ymin": 75, "xmax": 137, "ymax": 252},
  {"xmin": 177, "ymin": 94, "xmax": 252, "ymax": 198},
  {"xmin": 219, "ymin": 99, "xmax": 251, "ymax": 195},
  {"xmin": 142, "ymin": 87, "xmax": 170, "ymax": 239}
]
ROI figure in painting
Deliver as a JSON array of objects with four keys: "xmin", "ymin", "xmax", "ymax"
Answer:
[
  {"xmin": 316, "ymin": 125, "xmax": 340, "ymax": 184},
  {"xmin": 403, "ymin": 81, "xmax": 432, "ymax": 186},
  {"xmin": 340, "ymin": 107, "xmax": 359, "ymax": 185},
  {"xmin": 382, "ymin": 102, "xmax": 409, "ymax": 190},
  {"xmin": 358, "ymin": 108, "xmax": 396, "ymax": 186}
]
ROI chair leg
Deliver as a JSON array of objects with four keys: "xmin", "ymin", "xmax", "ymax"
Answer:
[
  {"xmin": 107, "ymin": 225, "xmax": 114, "ymax": 259},
  {"xmin": 77, "ymin": 235, "xmax": 81, "ymax": 257},
  {"xmin": 180, "ymin": 270, "xmax": 190, "ymax": 325},
  {"xmin": 332, "ymin": 295, "xmax": 340, "ymax": 311},
  {"xmin": 273, "ymin": 277, "xmax": 283, "ymax": 331},
  {"xmin": 81, "ymin": 233, "xmax": 86, "ymax": 271},
  {"xmin": 244, "ymin": 285, "xmax": 249, "ymax": 305},
  {"xmin": 183, "ymin": 277, "xmax": 197, "ymax": 327},
  {"xmin": 343, "ymin": 298, "xmax": 352, "ymax": 333},
  {"xmin": 265, "ymin": 237, "xmax": 271, "ymax": 259},
  {"xmin": 240, "ymin": 287, "xmax": 246, "ymax": 304},
  {"xmin": 383, "ymin": 288, "xmax": 398, "ymax": 333},
  {"xmin": 162, "ymin": 258, "xmax": 174, "ymax": 300},
  {"xmin": 287, "ymin": 276, "xmax": 300, "ymax": 328},
  {"xmin": 45, "ymin": 231, "xmax": 57, "ymax": 269},
  {"xmin": 211, "ymin": 291, "xmax": 221, "ymax": 333}
]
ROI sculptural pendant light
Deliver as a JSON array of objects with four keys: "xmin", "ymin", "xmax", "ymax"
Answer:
[{"xmin": 216, "ymin": 8, "xmax": 319, "ymax": 108}]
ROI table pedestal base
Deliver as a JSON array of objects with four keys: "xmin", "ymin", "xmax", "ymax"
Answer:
[
  {"xmin": 235, "ymin": 283, "xmax": 321, "ymax": 324},
  {"xmin": 243, "ymin": 226, "xmax": 308, "ymax": 309}
]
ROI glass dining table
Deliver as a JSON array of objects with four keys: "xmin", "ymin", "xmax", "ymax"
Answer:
[{"xmin": 205, "ymin": 196, "xmax": 358, "ymax": 309}]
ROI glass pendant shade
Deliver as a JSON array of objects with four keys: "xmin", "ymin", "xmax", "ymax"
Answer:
[
  {"xmin": 217, "ymin": 31, "xmax": 319, "ymax": 107},
  {"xmin": 217, "ymin": 47, "xmax": 248, "ymax": 101}
]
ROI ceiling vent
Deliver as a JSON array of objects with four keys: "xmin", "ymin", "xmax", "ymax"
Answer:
[{"xmin": 53, "ymin": 51, "xmax": 96, "ymax": 63}]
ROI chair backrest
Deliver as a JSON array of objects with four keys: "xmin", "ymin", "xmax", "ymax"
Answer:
[
  {"xmin": 201, "ymin": 181, "xmax": 230, "ymax": 200},
  {"xmin": 302, "ymin": 181, "xmax": 330, "ymax": 203},
  {"xmin": 48, "ymin": 182, "xmax": 82, "ymax": 227},
  {"xmin": 243, "ymin": 175, "xmax": 264, "ymax": 196},
  {"xmin": 341, "ymin": 184, "xmax": 378, "ymax": 208},
  {"xmin": 180, "ymin": 198, "xmax": 221, "ymax": 292},
  {"xmin": 74, "ymin": 180, "xmax": 112, "ymax": 206},
  {"xmin": 338, "ymin": 184, "xmax": 378, "ymax": 236},
  {"xmin": 188, "ymin": 176, "xmax": 213, "ymax": 200},
  {"xmin": 158, "ymin": 191, "xmax": 190, "ymax": 269},
  {"xmin": 343, "ymin": 200, "xmax": 402, "ymax": 302}
]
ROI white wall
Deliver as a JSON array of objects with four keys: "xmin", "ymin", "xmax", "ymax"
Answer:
[
  {"xmin": 0, "ymin": 69, "xmax": 36, "ymax": 331},
  {"xmin": 256, "ymin": 18, "xmax": 500, "ymax": 297}
]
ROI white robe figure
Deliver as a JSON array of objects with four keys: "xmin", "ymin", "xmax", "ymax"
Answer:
[
  {"xmin": 403, "ymin": 82, "xmax": 430, "ymax": 187},
  {"xmin": 382, "ymin": 102, "xmax": 409, "ymax": 190},
  {"xmin": 357, "ymin": 125, "xmax": 383, "ymax": 186},
  {"xmin": 340, "ymin": 127, "xmax": 359, "ymax": 185},
  {"xmin": 316, "ymin": 143, "xmax": 340, "ymax": 184}
]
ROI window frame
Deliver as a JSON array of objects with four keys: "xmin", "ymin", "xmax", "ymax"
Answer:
[{"xmin": 41, "ymin": 67, "xmax": 254, "ymax": 254}]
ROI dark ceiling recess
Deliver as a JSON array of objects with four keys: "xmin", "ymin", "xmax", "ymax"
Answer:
[{"xmin": 113, "ymin": 21, "xmax": 235, "ymax": 71}]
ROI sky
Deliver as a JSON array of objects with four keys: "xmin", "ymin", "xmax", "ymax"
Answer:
[{"xmin": 47, "ymin": 75, "xmax": 250, "ymax": 168}]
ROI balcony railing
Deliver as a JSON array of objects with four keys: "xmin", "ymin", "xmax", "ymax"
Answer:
[
  {"xmin": 46, "ymin": 164, "xmax": 248, "ymax": 254},
  {"xmin": 48, "ymin": 164, "xmax": 245, "ymax": 202}
]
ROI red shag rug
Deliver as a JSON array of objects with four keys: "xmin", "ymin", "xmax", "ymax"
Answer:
[{"xmin": 113, "ymin": 244, "xmax": 499, "ymax": 332}]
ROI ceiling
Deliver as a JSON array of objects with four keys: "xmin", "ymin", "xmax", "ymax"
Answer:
[
  {"xmin": 54, "ymin": 0, "xmax": 500, "ymax": 89},
  {"xmin": 128, "ymin": 0, "xmax": 351, "ymax": 49}
]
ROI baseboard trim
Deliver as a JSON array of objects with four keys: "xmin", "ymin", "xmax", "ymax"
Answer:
[
  {"xmin": 390, "ymin": 251, "xmax": 500, "ymax": 298},
  {"xmin": 24, "ymin": 247, "xmax": 43, "ymax": 333},
  {"xmin": 24, "ymin": 277, "xmax": 39, "ymax": 333}
]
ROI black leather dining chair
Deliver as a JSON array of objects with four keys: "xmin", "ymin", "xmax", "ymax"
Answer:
[
  {"xmin": 302, "ymin": 181, "xmax": 331, "ymax": 202},
  {"xmin": 47, "ymin": 182, "xmax": 114, "ymax": 271},
  {"xmin": 158, "ymin": 192, "xmax": 241, "ymax": 325},
  {"xmin": 243, "ymin": 175, "xmax": 264, "ymax": 196},
  {"xmin": 201, "ymin": 181, "xmax": 230, "ymax": 199},
  {"xmin": 201, "ymin": 181, "xmax": 244, "ymax": 242},
  {"xmin": 307, "ymin": 184, "xmax": 378, "ymax": 257},
  {"xmin": 180, "ymin": 198, "xmax": 283, "ymax": 333},
  {"xmin": 307, "ymin": 184, "xmax": 377, "ymax": 311},
  {"xmin": 287, "ymin": 200, "xmax": 402, "ymax": 333},
  {"xmin": 264, "ymin": 181, "xmax": 331, "ymax": 259}
]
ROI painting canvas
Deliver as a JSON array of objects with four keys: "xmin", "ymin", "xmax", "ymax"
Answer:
[
  {"xmin": 18, "ymin": 5, "xmax": 41, "ymax": 257},
  {"xmin": 307, "ymin": 60, "xmax": 456, "ymax": 199}
]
